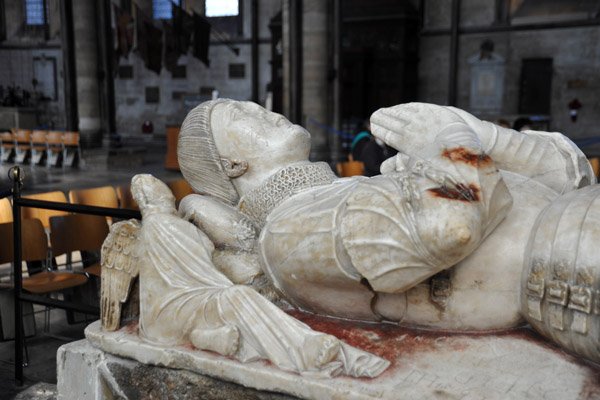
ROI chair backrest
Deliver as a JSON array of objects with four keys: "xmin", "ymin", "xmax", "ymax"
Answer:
[
  {"xmin": 31, "ymin": 130, "xmax": 47, "ymax": 145},
  {"xmin": 49, "ymin": 214, "xmax": 110, "ymax": 257},
  {"xmin": 22, "ymin": 191, "xmax": 69, "ymax": 229},
  {"xmin": 0, "ymin": 198, "xmax": 12, "ymax": 223},
  {"xmin": 63, "ymin": 132, "xmax": 79, "ymax": 147},
  {"xmin": 1, "ymin": 131, "xmax": 13, "ymax": 144},
  {"xmin": 68, "ymin": 186, "xmax": 119, "ymax": 209},
  {"xmin": 116, "ymin": 185, "xmax": 139, "ymax": 210},
  {"xmin": 588, "ymin": 157, "xmax": 599, "ymax": 178},
  {"xmin": 0, "ymin": 219, "xmax": 48, "ymax": 264},
  {"xmin": 166, "ymin": 179, "xmax": 195, "ymax": 207},
  {"xmin": 337, "ymin": 154, "xmax": 365, "ymax": 177},
  {"xmin": 47, "ymin": 131, "xmax": 64, "ymax": 148},
  {"xmin": 15, "ymin": 130, "xmax": 32, "ymax": 144}
]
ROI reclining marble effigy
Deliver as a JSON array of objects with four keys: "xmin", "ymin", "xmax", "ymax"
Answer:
[{"xmin": 99, "ymin": 99, "xmax": 600, "ymax": 381}]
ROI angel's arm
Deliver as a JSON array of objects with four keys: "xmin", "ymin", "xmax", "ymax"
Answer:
[{"xmin": 178, "ymin": 194, "xmax": 257, "ymax": 251}]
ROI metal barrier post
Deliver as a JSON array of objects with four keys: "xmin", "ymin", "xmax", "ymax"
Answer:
[{"xmin": 10, "ymin": 167, "xmax": 24, "ymax": 386}]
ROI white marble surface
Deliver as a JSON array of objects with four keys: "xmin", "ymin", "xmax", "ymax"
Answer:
[
  {"xmin": 80, "ymin": 318, "xmax": 600, "ymax": 400},
  {"xmin": 102, "ymin": 174, "xmax": 389, "ymax": 378}
]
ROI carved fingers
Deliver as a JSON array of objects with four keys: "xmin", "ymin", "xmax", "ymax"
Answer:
[
  {"xmin": 370, "ymin": 103, "xmax": 467, "ymax": 154},
  {"xmin": 178, "ymin": 194, "xmax": 257, "ymax": 250}
]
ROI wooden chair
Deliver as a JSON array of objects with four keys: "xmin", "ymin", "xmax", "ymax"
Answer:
[
  {"xmin": 589, "ymin": 157, "xmax": 599, "ymax": 178},
  {"xmin": 116, "ymin": 185, "xmax": 139, "ymax": 211},
  {"xmin": 0, "ymin": 219, "xmax": 88, "ymax": 294},
  {"xmin": 69, "ymin": 186, "xmax": 119, "ymax": 224},
  {"xmin": 47, "ymin": 131, "xmax": 64, "ymax": 167},
  {"xmin": 1, "ymin": 131, "xmax": 15, "ymax": 163},
  {"xmin": 0, "ymin": 218, "xmax": 88, "ymax": 336},
  {"xmin": 68, "ymin": 186, "xmax": 119, "ymax": 209},
  {"xmin": 21, "ymin": 191, "xmax": 69, "ymax": 230},
  {"xmin": 14, "ymin": 130, "xmax": 32, "ymax": 164},
  {"xmin": 63, "ymin": 132, "xmax": 83, "ymax": 167},
  {"xmin": 30, "ymin": 130, "xmax": 48, "ymax": 166},
  {"xmin": 0, "ymin": 198, "xmax": 12, "ymax": 223},
  {"xmin": 337, "ymin": 155, "xmax": 365, "ymax": 177},
  {"xmin": 49, "ymin": 214, "xmax": 110, "ymax": 277},
  {"xmin": 167, "ymin": 179, "xmax": 195, "ymax": 207}
]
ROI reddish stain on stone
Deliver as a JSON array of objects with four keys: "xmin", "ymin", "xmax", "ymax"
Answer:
[
  {"xmin": 442, "ymin": 147, "xmax": 492, "ymax": 167},
  {"xmin": 285, "ymin": 309, "xmax": 600, "ymax": 381},
  {"xmin": 580, "ymin": 375, "xmax": 600, "ymax": 399},
  {"xmin": 428, "ymin": 183, "xmax": 480, "ymax": 202},
  {"xmin": 286, "ymin": 310, "xmax": 469, "ymax": 366},
  {"xmin": 122, "ymin": 321, "xmax": 139, "ymax": 335},
  {"xmin": 181, "ymin": 343, "xmax": 197, "ymax": 351}
]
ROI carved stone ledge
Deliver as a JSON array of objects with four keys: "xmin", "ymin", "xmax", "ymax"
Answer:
[{"xmin": 57, "ymin": 317, "xmax": 600, "ymax": 400}]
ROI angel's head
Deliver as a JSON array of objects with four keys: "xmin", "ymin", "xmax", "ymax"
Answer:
[
  {"xmin": 178, "ymin": 99, "xmax": 311, "ymax": 205},
  {"xmin": 131, "ymin": 174, "xmax": 176, "ymax": 217}
]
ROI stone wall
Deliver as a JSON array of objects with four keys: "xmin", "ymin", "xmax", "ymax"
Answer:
[
  {"xmin": 114, "ymin": 0, "xmax": 282, "ymax": 139},
  {"xmin": 419, "ymin": 1, "xmax": 600, "ymax": 154},
  {"xmin": 0, "ymin": 0, "xmax": 281, "ymax": 139},
  {"xmin": 0, "ymin": 0, "xmax": 65, "ymax": 129}
]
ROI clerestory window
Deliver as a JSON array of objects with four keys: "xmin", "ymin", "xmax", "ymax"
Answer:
[
  {"xmin": 25, "ymin": 0, "xmax": 46, "ymax": 25},
  {"xmin": 205, "ymin": 0, "xmax": 239, "ymax": 17},
  {"xmin": 153, "ymin": 0, "xmax": 181, "ymax": 20}
]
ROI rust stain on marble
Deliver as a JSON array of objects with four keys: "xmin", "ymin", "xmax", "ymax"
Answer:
[
  {"xmin": 442, "ymin": 147, "xmax": 492, "ymax": 167},
  {"xmin": 428, "ymin": 183, "xmax": 480, "ymax": 202}
]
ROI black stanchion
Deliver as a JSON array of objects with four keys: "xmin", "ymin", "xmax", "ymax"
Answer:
[{"xmin": 10, "ymin": 167, "xmax": 24, "ymax": 386}]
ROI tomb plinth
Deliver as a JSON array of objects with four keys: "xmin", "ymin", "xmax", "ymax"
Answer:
[{"xmin": 56, "ymin": 313, "xmax": 600, "ymax": 400}]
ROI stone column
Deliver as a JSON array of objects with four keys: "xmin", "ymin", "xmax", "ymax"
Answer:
[
  {"xmin": 302, "ymin": 0, "xmax": 329, "ymax": 162},
  {"xmin": 282, "ymin": 0, "xmax": 290, "ymax": 118},
  {"xmin": 72, "ymin": 0, "xmax": 102, "ymax": 147}
]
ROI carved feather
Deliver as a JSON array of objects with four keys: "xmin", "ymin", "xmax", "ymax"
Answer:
[{"xmin": 100, "ymin": 219, "xmax": 141, "ymax": 331}]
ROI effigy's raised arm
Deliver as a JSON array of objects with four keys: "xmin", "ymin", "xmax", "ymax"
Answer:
[{"xmin": 372, "ymin": 102, "xmax": 595, "ymax": 194}]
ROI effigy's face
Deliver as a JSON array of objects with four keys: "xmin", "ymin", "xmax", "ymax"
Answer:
[{"xmin": 211, "ymin": 101, "xmax": 311, "ymax": 165}]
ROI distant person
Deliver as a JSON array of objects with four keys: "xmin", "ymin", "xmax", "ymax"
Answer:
[
  {"xmin": 513, "ymin": 117, "xmax": 532, "ymax": 132},
  {"xmin": 360, "ymin": 136, "xmax": 397, "ymax": 177},
  {"xmin": 350, "ymin": 121, "xmax": 372, "ymax": 161}
]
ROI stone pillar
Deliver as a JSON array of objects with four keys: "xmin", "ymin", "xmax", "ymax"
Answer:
[
  {"xmin": 302, "ymin": 0, "xmax": 329, "ymax": 162},
  {"xmin": 282, "ymin": 0, "xmax": 290, "ymax": 118},
  {"xmin": 72, "ymin": 0, "xmax": 102, "ymax": 147}
]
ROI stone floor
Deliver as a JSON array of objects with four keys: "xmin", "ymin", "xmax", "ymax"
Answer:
[
  {"xmin": 0, "ymin": 146, "xmax": 183, "ymax": 196},
  {"xmin": 0, "ymin": 145, "xmax": 183, "ymax": 399}
]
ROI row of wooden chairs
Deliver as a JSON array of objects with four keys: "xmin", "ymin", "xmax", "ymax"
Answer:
[
  {"xmin": 0, "ymin": 129, "xmax": 83, "ymax": 168},
  {"xmin": 0, "ymin": 215, "xmax": 105, "ymax": 292},
  {"xmin": 0, "ymin": 178, "xmax": 193, "ymax": 228},
  {"xmin": 0, "ymin": 177, "xmax": 194, "ymax": 339},
  {"xmin": 0, "ymin": 178, "xmax": 194, "ymax": 276}
]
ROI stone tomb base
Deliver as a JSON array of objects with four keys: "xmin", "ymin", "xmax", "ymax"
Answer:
[{"xmin": 57, "ymin": 312, "xmax": 600, "ymax": 399}]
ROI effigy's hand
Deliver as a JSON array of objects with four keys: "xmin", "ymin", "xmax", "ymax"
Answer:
[
  {"xmin": 370, "ymin": 102, "xmax": 468, "ymax": 155},
  {"xmin": 178, "ymin": 194, "xmax": 257, "ymax": 251}
]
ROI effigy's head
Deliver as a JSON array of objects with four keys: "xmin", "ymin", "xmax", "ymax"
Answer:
[
  {"xmin": 131, "ymin": 174, "xmax": 176, "ymax": 216},
  {"xmin": 178, "ymin": 99, "xmax": 311, "ymax": 205}
]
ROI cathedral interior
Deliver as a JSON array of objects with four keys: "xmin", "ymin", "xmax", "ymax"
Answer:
[{"xmin": 1, "ymin": 0, "xmax": 600, "ymax": 397}]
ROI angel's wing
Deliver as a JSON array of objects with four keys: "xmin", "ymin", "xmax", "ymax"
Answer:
[{"xmin": 100, "ymin": 219, "xmax": 142, "ymax": 331}]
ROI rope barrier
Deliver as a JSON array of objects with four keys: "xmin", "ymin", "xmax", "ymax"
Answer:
[
  {"xmin": 573, "ymin": 136, "xmax": 600, "ymax": 148},
  {"xmin": 308, "ymin": 118, "xmax": 357, "ymax": 140}
]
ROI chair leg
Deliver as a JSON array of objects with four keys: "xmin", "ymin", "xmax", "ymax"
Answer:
[
  {"xmin": 43, "ymin": 306, "xmax": 51, "ymax": 335},
  {"xmin": 21, "ymin": 320, "xmax": 29, "ymax": 367}
]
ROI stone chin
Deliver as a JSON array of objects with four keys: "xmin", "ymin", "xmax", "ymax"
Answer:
[{"xmin": 286, "ymin": 124, "xmax": 311, "ymax": 154}]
